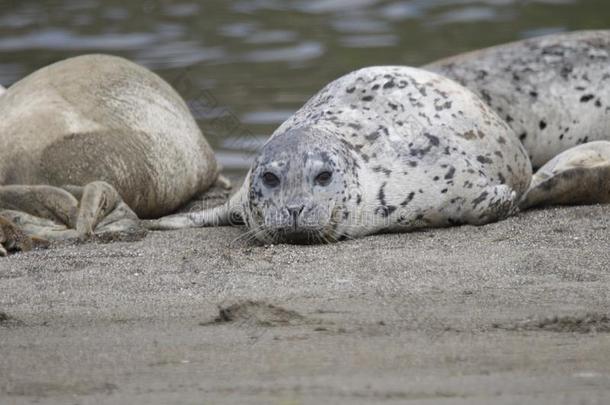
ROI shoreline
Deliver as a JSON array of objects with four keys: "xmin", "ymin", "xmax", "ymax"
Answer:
[{"xmin": 1, "ymin": 204, "xmax": 609, "ymax": 404}]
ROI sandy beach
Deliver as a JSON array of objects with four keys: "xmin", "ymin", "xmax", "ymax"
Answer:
[{"xmin": 1, "ymin": 201, "xmax": 609, "ymax": 404}]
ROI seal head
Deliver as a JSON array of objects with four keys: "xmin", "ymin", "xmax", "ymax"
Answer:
[{"xmin": 244, "ymin": 127, "xmax": 358, "ymax": 244}]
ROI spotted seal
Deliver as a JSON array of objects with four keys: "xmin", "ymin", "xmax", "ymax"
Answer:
[
  {"xmin": 0, "ymin": 54, "xmax": 221, "ymax": 254},
  {"xmin": 147, "ymin": 30, "xmax": 610, "ymax": 243},
  {"xmin": 425, "ymin": 30, "xmax": 610, "ymax": 208}
]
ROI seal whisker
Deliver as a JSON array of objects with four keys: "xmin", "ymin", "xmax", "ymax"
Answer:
[{"xmin": 230, "ymin": 225, "xmax": 266, "ymax": 246}]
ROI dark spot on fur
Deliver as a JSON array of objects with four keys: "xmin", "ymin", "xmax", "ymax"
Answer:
[
  {"xmin": 580, "ymin": 94, "xmax": 594, "ymax": 103},
  {"xmin": 461, "ymin": 130, "xmax": 477, "ymax": 140},
  {"xmin": 365, "ymin": 131, "xmax": 379, "ymax": 142},
  {"xmin": 472, "ymin": 191, "xmax": 489, "ymax": 209},
  {"xmin": 480, "ymin": 90, "xmax": 492, "ymax": 104},
  {"xmin": 476, "ymin": 155, "xmax": 493, "ymax": 164},
  {"xmin": 424, "ymin": 133, "xmax": 440, "ymax": 146},
  {"xmin": 560, "ymin": 65, "xmax": 573, "ymax": 79},
  {"xmin": 373, "ymin": 166, "xmax": 392, "ymax": 177},
  {"xmin": 377, "ymin": 182, "xmax": 386, "ymax": 205},
  {"xmin": 409, "ymin": 133, "xmax": 439, "ymax": 158},
  {"xmin": 444, "ymin": 166, "xmax": 455, "ymax": 180},
  {"xmin": 435, "ymin": 100, "xmax": 452, "ymax": 111},
  {"xmin": 376, "ymin": 182, "xmax": 396, "ymax": 218},
  {"xmin": 539, "ymin": 120, "xmax": 547, "ymax": 130},
  {"xmin": 400, "ymin": 192, "xmax": 415, "ymax": 207}
]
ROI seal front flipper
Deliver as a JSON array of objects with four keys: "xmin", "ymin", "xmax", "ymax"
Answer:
[
  {"xmin": 0, "ymin": 182, "xmax": 145, "ymax": 243},
  {"xmin": 520, "ymin": 141, "xmax": 610, "ymax": 209},
  {"xmin": 62, "ymin": 182, "xmax": 145, "ymax": 241},
  {"xmin": 143, "ymin": 187, "xmax": 245, "ymax": 230},
  {"xmin": 465, "ymin": 184, "xmax": 521, "ymax": 225},
  {"xmin": 0, "ymin": 216, "xmax": 49, "ymax": 256}
]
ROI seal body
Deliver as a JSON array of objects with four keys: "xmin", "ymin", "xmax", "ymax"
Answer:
[
  {"xmin": 252, "ymin": 66, "xmax": 531, "ymax": 241},
  {"xmin": 425, "ymin": 30, "xmax": 610, "ymax": 169},
  {"xmin": 0, "ymin": 55, "xmax": 218, "ymax": 218},
  {"xmin": 153, "ymin": 66, "xmax": 531, "ymax": 243}
]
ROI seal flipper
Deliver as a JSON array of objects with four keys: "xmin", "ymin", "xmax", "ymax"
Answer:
[
  {"xmin": 520, "ymin": 141, "xmax": 610, "ymax": 209},
  {"xmin": 143, "ymin": 187, "xmax": 245, "ymax": 230},
  {"xmin": 1, "ymin": 215, "xmax": 32, "ymax": 256},
  {"xmin": 0, "ymin": 182, "xmax": 145, "ymax": 243},
  {"xmin": 464, "ymin": 184, "xmax": 520, "ymax": 225}
]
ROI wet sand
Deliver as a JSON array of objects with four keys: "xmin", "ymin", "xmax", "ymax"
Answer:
[{"xmin": 1, "ymin": 203, "xmax": 609, "ymax": 404}]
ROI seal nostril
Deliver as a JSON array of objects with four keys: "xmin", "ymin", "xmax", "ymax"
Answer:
[{"xmin": 287, "ymin": 205, "xmax": 304, "ymax": 228}]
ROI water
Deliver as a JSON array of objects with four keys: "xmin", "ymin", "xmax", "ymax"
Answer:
[{"xmin": 0, "ymin": 0, "xmax": 608, "ymax": 171}]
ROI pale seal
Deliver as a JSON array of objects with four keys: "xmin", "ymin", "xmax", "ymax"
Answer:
[
  {"xmin": 520, "ymin": 141, "xmax": 610, "ymax": 208},
  {"xmin": 0, "ymin": 54, "xmax": 220, "ymax": 253},
  {"xmin": 424, "ymin": 30, "xmax": 610, "ymax": 208},
  {"xmin": 148, "ymin": 31, "xmax": 610, "ymax": 243}
]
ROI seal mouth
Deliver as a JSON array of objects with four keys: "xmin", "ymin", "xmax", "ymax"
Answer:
[
  {"xmin": 272, "ymin": 203, "xmax": 344, "ymax": 244},
  {"xmin": 274, "ymin": 227, "xmax": 327, "ymax": 244}
]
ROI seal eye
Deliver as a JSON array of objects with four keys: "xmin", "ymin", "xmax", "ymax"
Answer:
[
  {"xmin": 315, "ymin": 171, "xmax": 333, "ymax": 186},
  {"xmin": 262, "ymin": 172, "xmax": 280, "ymax": 187}
]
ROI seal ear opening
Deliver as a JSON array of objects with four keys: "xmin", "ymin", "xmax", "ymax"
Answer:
[{"xmin": 519, "ymin": 141, "xmax": 610, "ymax": 209}]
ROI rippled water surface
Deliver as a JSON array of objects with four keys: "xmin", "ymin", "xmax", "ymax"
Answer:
[{"xmin": 1, "ymin": 0, "xmax": 608, "ymax": 171}]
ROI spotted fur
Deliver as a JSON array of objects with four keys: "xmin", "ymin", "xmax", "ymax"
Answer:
[{"xmin": 425, "ymin": 30, "xmax": 610, "ymax": 169}]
